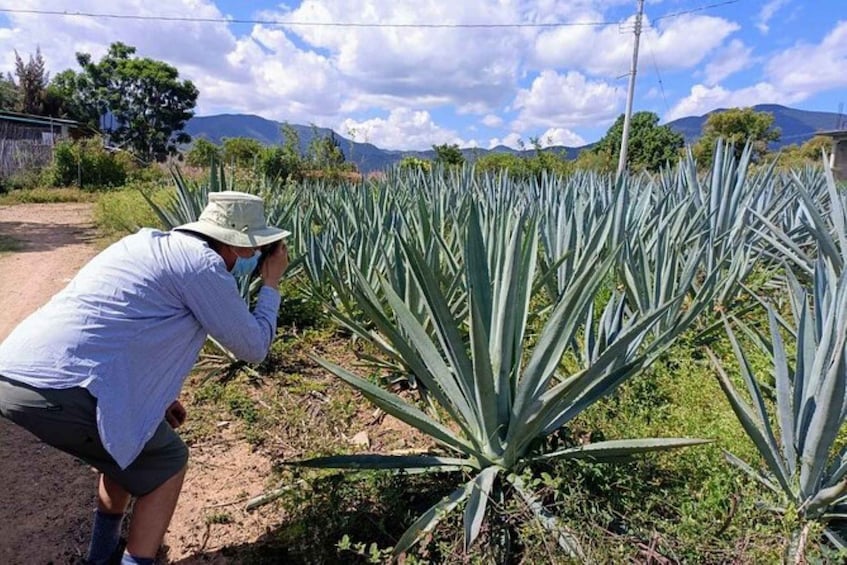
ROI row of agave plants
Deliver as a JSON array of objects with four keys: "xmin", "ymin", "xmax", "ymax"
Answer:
[{"xmin": 146, "ymin": 142, "xmax": 846, "ymax": 559}]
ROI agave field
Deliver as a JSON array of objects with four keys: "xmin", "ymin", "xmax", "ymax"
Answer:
[{"xmin": 142, "ymin": 142, "xmax": 847, "ymax": 562}]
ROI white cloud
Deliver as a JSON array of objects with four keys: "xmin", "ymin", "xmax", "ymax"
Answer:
[
  {"xmin": 704, "ymin": 39, "xmax": 754, "ymax": 86},
  {"xmin": 756, "ymin": 0, "xmax": 790, "ymax": 34},
  {"xmin": 511, "ymin": 70, "xmax": 623, "ymax": 131},
  {"xmin": 765, "ymin": 20, "xmax": 847, "ymax": 97},
  {"xmin": 275, "ymin": 0, "xmax": 524, "ymax": 112},
  {"xmin": 482, "ymin": 114, "xmax": 504, "ymax": 128},
  {"xmin": 531, "ymin": 14, "xmax": 739, "ymax": 76},
  {"xmin": 0, "ymin": 0, "xmax": 240, "ymax": 82},
  {"xmin": 487, "ymin": 132, "xmax": 524, "ymax": 150},
  {"xmin": 537, "ymin": 127, "xmax": 586, "ymax": 147},
  {"xmin": 665, "ymin": 83, "xmax": 805, "ymax": 121},
  {"xmin": 337, "ymin": 108, "xmax": 468, "ymax": 150}
]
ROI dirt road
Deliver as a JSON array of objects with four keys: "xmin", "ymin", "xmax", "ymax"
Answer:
[
  {"xmin": 0, "ymin": 202, "xmax": 102, "ymax": 563},
  {"xmin": 0, "ymin": 203, "xmax": 278, "ymax": 564}
]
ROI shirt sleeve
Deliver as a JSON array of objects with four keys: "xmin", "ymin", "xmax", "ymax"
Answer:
[{"xmin": 178, "ymin": 263, "xmax": 281, "ymax": 364}]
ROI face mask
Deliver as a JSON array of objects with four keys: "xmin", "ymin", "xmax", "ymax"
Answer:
[{"xmin": 230, "ymin": 251, "xmax": 259, "ymax": 278}]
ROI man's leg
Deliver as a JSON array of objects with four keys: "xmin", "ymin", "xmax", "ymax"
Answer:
[
  {"xmin": 99, "ymin": 473, "xmax": 132, "ymax": 513},
  {"xmin": 124, "ymin": 464, "xmax": 187, "ymax": 559},
  {"xmin": 87, "ymin": 474, "xmax": 132, "ymax": 564}
]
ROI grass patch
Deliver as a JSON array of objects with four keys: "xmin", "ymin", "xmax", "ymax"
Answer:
[
  {"xmin": 93, "ymin": 183, "xmax": 170, "ymax": 239},
  {"xmin": 0, "ymin": 186, "xmax": 97, "ymax": 205}
]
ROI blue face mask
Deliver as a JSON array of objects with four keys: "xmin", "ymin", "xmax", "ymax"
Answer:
[{"xmin": 230, "ymin": 251, "xmax": 259, "ymax": 278}]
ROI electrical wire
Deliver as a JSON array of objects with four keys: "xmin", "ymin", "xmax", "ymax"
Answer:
[
  {"xmin": 0, "ymin": 0, "xmax": 742, "ymax": 29},
  {"xmin": 0, "ymin": 8, "xmax": 615, "ymax": 28}
]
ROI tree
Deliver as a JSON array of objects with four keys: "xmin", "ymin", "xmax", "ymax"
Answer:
[
  {"xmin": 12, "ymin": 48, "xmax": 49, "ymax": 114},
  {"xmin": 432, "ymin": 143, "xmax": 465, "ymax": 166},
  {"xmin": 0, "ymin": 74, "xmax": 19, "ymax": 111},
  {"xmin": 221, "ymin": 137, "xmax": 263, "ymax": 168},
  {"xmin": 693, "ymin": 107, "xmax": 781, "ymax": 166},
  {"xmin": 474, "ymin": 152, "xmax": 528, "ymax": 176},
  {"xmin": 184, "ymin": 138, "xmax": 221, "ymax": 168},
  {"xmin": 770, "ymin": 135, "xmax": 832, "ymax": 170},
  {"xmin": 306, "ymin": 127, "xmax": 346, "ymax": 170},
  {"xmin": 592, "ymin": 111, "xmax": 684, "ymax": 172},
  {"xmin": 258, "ymin": 125, "xmax": 303, "ymax": 181},
  {"xmin": 398, "ymin": 156, "xmax": 432, "ymax": 173},
  {"xmin": 63, "ymin": 42, "xmax": 198, "ymax": 162},
  {"xmin": 46, "ymin": 69, "xmax": 99, "ymax": 123}
]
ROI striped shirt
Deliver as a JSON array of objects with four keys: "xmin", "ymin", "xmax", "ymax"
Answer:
[{"xmin": 0, "ymin": 228, "xmax": 280, "ymax": 469}]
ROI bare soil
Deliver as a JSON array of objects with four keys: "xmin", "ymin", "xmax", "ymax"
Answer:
[{"xmin": 0, "ymin": 203, "xmax": 283, "ymax": 564}]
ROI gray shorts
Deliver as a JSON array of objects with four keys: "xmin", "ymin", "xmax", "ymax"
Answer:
[{"xmin": 0, "ymin": 375, "xmax": 188, "ymax": 497}]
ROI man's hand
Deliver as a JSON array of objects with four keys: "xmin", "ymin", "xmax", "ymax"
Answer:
[
  {"xmin": 166, "ymin": 400, "xmax": 187, "ymax": 428},
  {"xmin": 259, "ymin": 241, "xmax": 289, "ymax": 289}
]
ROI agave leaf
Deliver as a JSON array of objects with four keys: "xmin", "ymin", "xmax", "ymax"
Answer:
[
  {"xmin": 379, "ymin": 279, "xmax": 482, "ymax": 440},
  {"xmin": 393, "ymin": 478, "xmax": 475, "ymax": 557},
  {"xmin": 707, "ymin": 348, "xmax": 792, "ymax": 494},
  {"xmin": 768, "ymin": 305, "xmax": 797, "ymax": 476},
  {"xmin": 310, "ymin": 356, "xmax": 481, "ymax": 459},
  {"xmin": 398, "ymin": 237, "xmax": 479, "ymax": 423},
  {"xmin": 824, "ymin": 527, "xmax": 847, "ymax": 550},
  {"xmin": 463, "ymin": 465, "xmax": 499, "ymax": 552},
  {"xmin": 803, "ymin": 479, "xmax": 847, "ymax": 518},
  {"xmin": 800, "ymin": 329, "xmax": 847, "ymax": 495},
  {"xmin": 511, "ymin": 246, "xmax": 615, "ymax": 426},
  {"xmin": 723, "ymin": 450, "xmax": 783, "ymax": 495},
  {"xmin": 530, "ymin": 438, "xmax": 712, "ymax": 462},
  {"xmin": 507, "ymin": 473, "xmax": 584, "ymax": 558},
  {"xmin": 290, "ymin": 453, "xmax": 474, "ymax": 471}
]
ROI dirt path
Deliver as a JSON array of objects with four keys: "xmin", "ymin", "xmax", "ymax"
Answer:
[{"xmin": 0, "ymin": 203, "xmax": 279, "ymax": 564}]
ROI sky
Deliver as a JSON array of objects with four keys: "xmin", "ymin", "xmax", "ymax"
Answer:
[{"xmin": 0, "ymin": 0, "xmax": 844, "ymax": 151}]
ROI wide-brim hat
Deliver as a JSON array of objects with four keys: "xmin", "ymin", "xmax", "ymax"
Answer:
[{"xmin": 174, "ymin": 191, "xmax": 290, "ymax": 248}]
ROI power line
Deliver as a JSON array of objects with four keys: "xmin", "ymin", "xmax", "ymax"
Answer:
[
  {"xmin": 653, "ymin": 0, "xmax": 740, "ymax": 22},
  {"xmin": 0, "ymin": 8, "xmax": 615, "ymax": 28},
  {"xmin": 0, "ymin": 1, "xmax": 741, "ymax": 29}
]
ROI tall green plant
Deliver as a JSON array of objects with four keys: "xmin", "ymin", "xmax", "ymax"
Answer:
[
  {"xmin": 294, "ymin": 194, "xmax": 716, "ymax": 557},
  {"xmin": 708, "ymin": 258, "xmax": 847, "ymax": 560}
]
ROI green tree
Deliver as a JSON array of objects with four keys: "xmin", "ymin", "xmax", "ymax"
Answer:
[
  {"xmin": 184, "ymin": 138, "xmax": 221, "ymax": 168},
  {"xmin": 258, "ymin": 125, "xmax": 303, "ymax": 181},
  {"xmin": 221, "ymin": 137, "xmax": 263, "ymax": 168},
  {"xmin": 693, "ymin": 107, "xmax": 781, "ymax": 166},
  {"xmin": 0, "ymin": 74, "xmax": 19, "ymax": 111},
  {"xmin": 13, "ymin": 48, "xmax": 49, "ymax": 114},
  {"xmin": 398, "ymin": 155, "xmax": 432, "ymax": 173},
  {"xmin": 46, "ymin": 69, "xmax": 99, "ymax": 123},
  {"xmin": 63, "ymin": 42, "xmax": 198, "ymax": 162},
  {"xmin": 593, "ymin": 111, "xmax": 684, "ymax": 172},
  {"xmin": 474, "ymin": 152, "xmax": 528, "ymax": 176},
  {"xmin": 306, "ymin": 127, "xmax": 346, "ymax": 170},
  {"xmin": 770, "ymin": 135, "xmax": 832, "ymax": 170},
  {"xmin": 432, "ymin": 143, "xmax": 465, "ymax": 166}
]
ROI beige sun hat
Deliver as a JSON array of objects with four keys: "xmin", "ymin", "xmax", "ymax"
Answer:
[{"xmin": 174, "ymin": 191, "xmax": 290, "ymax": 248}]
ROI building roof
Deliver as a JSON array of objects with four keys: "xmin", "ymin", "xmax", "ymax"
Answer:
[
  {"xmin": 0, "ymin": 111, "xmax": 81, "ymax": 128},
  {"xmin": 816, "ymin": 129, "xmax": 847, "ymax": 139}
]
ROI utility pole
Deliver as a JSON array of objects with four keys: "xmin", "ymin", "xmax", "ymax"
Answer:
[{"xmin": 616, "ymin": 0, "xmax": 645, "ymax": 181}]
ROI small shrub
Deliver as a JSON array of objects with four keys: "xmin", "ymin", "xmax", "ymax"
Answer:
[{"xmin": 49, "ymin": 138, "xmax": 130, "ymax": 189}]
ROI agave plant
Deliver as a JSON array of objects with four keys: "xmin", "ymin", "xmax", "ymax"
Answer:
[
  {"xmin": 294, "ymin": 190, "xmax": 717, "ymax": 557},
  {"xmin": 708, "ymin": 257, "xmax": 847, "ymax": 560}
]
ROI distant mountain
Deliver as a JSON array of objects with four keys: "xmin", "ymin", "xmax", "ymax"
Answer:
[
  {"xmin": 184, "ymin": 114, "xmax": 582, "ymax": 173},
  {"xmin": 184, "ymin": 104, "xmax": 845, "ymax": 174},
  {"xmin": 664, "ymin": 104, "xmax": 845, "ymax": 148}
]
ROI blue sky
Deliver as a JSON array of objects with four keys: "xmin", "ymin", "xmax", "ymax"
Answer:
[{"xmin": 0, "ymin": 0, "xmax": 844, "ymax": 150}]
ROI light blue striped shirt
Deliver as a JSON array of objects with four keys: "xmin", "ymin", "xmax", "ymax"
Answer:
[{"xmin": 0, "ymin": 228, "xmax": 280, "ymax": 469}]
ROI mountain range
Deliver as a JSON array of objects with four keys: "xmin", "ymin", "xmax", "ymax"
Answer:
[{"xmin": 184, "ymin": 104, "xmax": 847, "ymax": 174}]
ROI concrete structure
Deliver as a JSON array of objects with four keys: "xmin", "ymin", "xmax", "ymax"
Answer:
[{"xmin": 818, "ymin": 130, "xmax": 847, "ymax": 182}]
